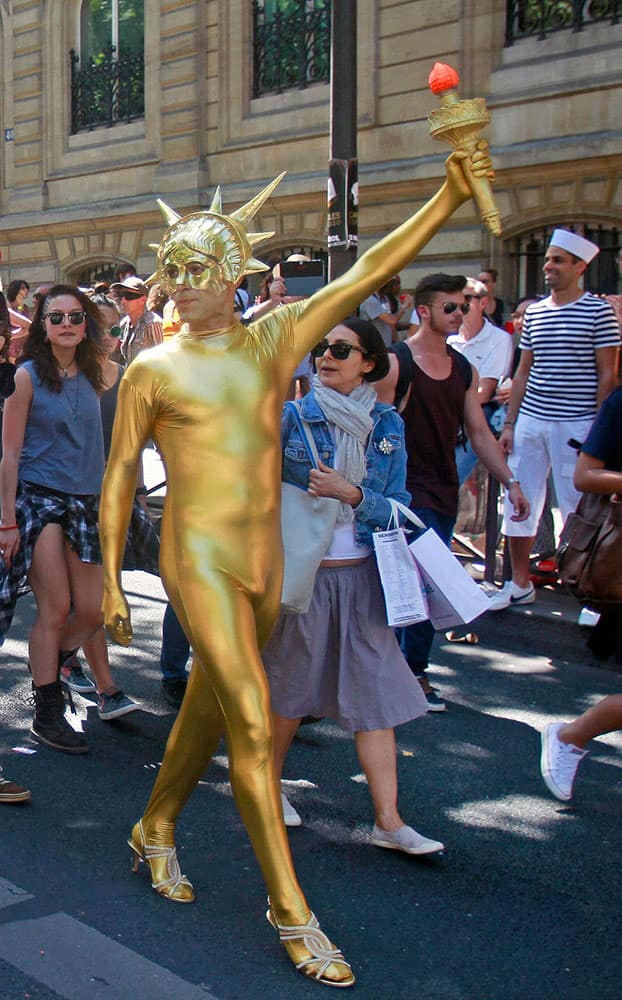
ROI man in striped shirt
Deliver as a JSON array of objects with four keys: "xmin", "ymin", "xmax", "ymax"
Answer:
[{"xmin": 488, "ymin": 229, "xmax": 620, "ymax": 610}]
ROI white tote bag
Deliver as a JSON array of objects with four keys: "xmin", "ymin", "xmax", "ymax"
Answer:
[
  {"xmin": 280, "ymin": 405, "xmax": 340, "ymax": 614},
  {"xmin": 372, "ymin": 500, "xmax": 429, "ymax": 627},
  {"xmin": 408, "ymin": 529, "xmax": 490, "ymax": 630}
]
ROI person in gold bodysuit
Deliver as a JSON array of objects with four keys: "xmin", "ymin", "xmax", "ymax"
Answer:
[{"xmin": 100, "ymin": 147, "xmax": 494, "ymax": 988}]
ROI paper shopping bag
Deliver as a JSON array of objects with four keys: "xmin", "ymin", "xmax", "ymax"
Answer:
[
  {"xmin": 373, "ymin": 527, "xmax": 429, "ymax": 627},
  {"xmin": 409, "ymin": 529, "xmax": 489, "ymax": 630}
]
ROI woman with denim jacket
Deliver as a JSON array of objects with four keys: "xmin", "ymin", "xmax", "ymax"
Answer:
[{"xmin": 263, "ymin": 317, "xmax": 444, "ymax": 856}]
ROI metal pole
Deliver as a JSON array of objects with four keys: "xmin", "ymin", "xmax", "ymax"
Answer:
[
  {"xmin": 484, "ymin": 474, "xmax": 500, "ymax": 583},
  {"xmin": 328, "ymin": 0, "xmax": 357, "ymax": 282}
]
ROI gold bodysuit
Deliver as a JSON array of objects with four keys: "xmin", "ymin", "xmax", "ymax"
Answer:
[{"xmin": 99, "ymin": 158, "xmax": 485, "ymax": 958}]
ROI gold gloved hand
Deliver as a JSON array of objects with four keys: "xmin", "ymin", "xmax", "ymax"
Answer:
[
  {"xmin": 103, "ymin": 589, "xmax": 133, "ymax": 646},
  {"xmin": 444, "ymin": 142, "xmax": 495, "ymax": 209}
]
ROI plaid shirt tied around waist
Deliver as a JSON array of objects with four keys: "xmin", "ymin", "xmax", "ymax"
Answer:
[{"xmin": 0, "ymin": 484, "xmax": 159, "ymax": 645}]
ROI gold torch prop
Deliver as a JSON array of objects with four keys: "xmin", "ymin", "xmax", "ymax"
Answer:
[{"xmin": 427, "ymin": 62, "xmax": 502, "ymax": 237}]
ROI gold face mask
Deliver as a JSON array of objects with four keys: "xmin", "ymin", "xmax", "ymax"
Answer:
[
  {"xmin": 149, "ymin": 174, "xmax": 285, "ymax": 296},
  {"xmin": 159, "ymin": 242, "xmax": 229, "ymax": 297}
]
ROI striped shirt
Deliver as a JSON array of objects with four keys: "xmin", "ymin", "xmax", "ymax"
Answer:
[
  {"xmin": 519, "ymin": 293, "xmax": 620, "ymax": 420},
  {"xmin": 120, "ymin": 310, "xmax": 163, "ymax": 364}
]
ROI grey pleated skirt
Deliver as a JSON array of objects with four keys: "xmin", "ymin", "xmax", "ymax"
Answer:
[{"xmin": 263, "ymin": 557, "xmax": 428, "ymax": 732}]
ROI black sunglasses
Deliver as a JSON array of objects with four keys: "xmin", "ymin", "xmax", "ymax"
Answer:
[
  {"xmin": 44, "ymin": 310, "xmax": 86, "ymax": 326},
  {"xmin": 119, "ymin": 291, "xmax": 143, "ymax": 301},
  {"xmin": 311, "ymin": 339, "xmax": 368, "ymax": 361},
  {"xmin": 440, "ymin": 302, "xmax": 470, "ymax": 315}
]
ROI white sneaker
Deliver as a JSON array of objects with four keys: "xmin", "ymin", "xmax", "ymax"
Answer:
[
  {"xmin": 540, "ymin": 722, "xmax": 587, "ymax": 801},
  {"xmin": 281, "ymin": 791, "xmax": 302, "ymax": 828},
  {"xmin": 486, "ymin": 581, "xmax": 535, "ymax": 612},
  {"xmin": 370, "ymin": 823, "xmax": 444, "ymax": 856}
]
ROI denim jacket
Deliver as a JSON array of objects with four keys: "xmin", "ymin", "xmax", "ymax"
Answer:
[{"xmin": 281, "ymin": 391, "xmax": 411, "ymax": 547}]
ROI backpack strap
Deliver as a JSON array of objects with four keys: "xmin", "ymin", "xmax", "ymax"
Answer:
[
  {"xmin": 389, "ymin": 341, "xmax": 472, "ymax": 411},
  {"xmin": 446, "ymin": 345, "xmax": 474, "ymax": 451},
  {"xmin": 389, "ymin": 341, "xmax": 414, "ymax": 409},
  {"xmin": 447, "ymin": 344, "xmax": 473, "ymax": 390}
]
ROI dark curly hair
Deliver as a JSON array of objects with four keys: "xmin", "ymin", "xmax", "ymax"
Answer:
[
  {"xmin": 20, "ymin": 284, "xmax": 105, "ymax": 393},
  {"xmin": 0, "ymin": 291, "xmax": 11, "ymax": 361},
  {"xmin": 6, "ymin": 279, "xmax": 29, "ymax": 305}
]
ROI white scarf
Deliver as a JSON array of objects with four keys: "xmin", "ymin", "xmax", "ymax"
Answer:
[{"xmin": 311, "ymin": 375, "xmax": 376, "ymax": 523}]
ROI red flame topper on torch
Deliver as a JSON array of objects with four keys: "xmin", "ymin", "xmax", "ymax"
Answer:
[{"xmin": 427, "ymin": 62, "xmax": 501, "ymax": 237}]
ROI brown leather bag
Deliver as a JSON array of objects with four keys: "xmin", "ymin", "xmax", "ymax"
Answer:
[{"xmin": 557, "ymin": 491, "xmax": 622, "ymax": 604}]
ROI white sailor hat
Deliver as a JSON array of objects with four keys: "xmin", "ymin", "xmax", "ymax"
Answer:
[{"xmin": 548, "ymin": 229, "xmax": 599, "ymax": 264}]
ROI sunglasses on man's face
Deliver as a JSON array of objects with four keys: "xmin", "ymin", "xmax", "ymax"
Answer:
[
  {"xmin": 311, "ymin": 339, "xmax": 367, "ymax": 361},
  {"xmin": 44, "ymin": 310, "xmax": 87, "ymax": 326},
  {"xmin": 119, "ymin": 291, "xmax": 143, "ymax": 301},
  {"xmin": 439, "ymin": 302, "xmax": 470, "ymax": 315}
]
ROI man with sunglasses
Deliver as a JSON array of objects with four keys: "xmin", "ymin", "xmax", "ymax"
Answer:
[
  {"xmin": 448, "ymin": 277, "xmax": 513, "ymax": 484},
  {"xmin": 111, "ymin": 276, "xmax": 163, "ymax": 365},
  {"xmin": 376, "ymin": 273, "xmax": 529, "ymax": 710}
]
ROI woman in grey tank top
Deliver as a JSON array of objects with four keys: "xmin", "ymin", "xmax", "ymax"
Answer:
[{"xmin": 0, "ymin": 285, "xmax": 138, "ymax": 754}]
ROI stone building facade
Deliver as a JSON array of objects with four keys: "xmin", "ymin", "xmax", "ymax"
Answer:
[{"xmin": 0, "ymin": 1, "xmax": 621, "ymax": 305}]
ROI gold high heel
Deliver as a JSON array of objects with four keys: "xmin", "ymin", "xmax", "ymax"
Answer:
[
  {"xmin": 128, "ymin": 819, "xmax": 195, "ymax": 903},
  {"xmin": 266, "ymin": 901, "xmax": 355, "ymax": 988}
]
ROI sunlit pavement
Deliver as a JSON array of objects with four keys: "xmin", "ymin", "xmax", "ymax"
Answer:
[{"xmin": 0, "ymin": 569, "xmax": 620, "ymax": 999}]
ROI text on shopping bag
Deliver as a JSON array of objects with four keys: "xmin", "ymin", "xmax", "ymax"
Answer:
[{"xmin": 373, "ymin": 528, "xmax": 429, "ymax": 627}]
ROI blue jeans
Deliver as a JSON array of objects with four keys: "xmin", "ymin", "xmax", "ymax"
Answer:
[
  {"xmin": 455, "ymin": 404, "xmax": 506, "ymax": 486},
  {"xmin": 160, "ymin": 603, "xmax": 190, "ymax": 681},
  {"xmin": 397, "ymin": 507, "xmax": 455, "ymax": 677},
  {"xmin": 455, "ymin": 439, "xmax": 478, "ymax": 485}
]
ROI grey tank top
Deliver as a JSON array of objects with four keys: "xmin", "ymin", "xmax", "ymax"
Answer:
[{"xmin": 19, "ymin": 360, "xmax": 105, "ymax": 495}]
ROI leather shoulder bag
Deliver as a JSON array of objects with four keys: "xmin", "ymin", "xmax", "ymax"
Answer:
[{"xmin": 557, "ymin": 491, "xmax": 622, "ymax": 605}]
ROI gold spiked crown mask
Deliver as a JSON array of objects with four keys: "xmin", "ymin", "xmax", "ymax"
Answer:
[{"xmin": 149, "ymin": 173, "xmax": 285, "ymax": 296}]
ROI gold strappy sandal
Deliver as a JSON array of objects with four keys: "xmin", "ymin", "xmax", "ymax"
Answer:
[
  {"xmin": 266, "ymin": 902, "xmax": 355, "ymax": 988},
  {"xmin": 128, "ymin": 819, "xmax": 195, "ymax": 903}
]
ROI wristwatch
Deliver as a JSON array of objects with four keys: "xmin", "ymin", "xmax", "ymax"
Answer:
[{"xmin": 505, "ymin": 476, "xmax": 520, "ymax": 490}]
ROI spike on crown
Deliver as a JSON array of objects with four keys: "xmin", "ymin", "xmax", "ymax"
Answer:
[{"xmin": 149, "ymin": 173, "xmax": 286, "ymax": 287}]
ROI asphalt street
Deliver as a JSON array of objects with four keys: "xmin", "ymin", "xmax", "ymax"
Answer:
[{"xmin": 0, "ymin": 571, "xmax": 620, "ymax": 1000}]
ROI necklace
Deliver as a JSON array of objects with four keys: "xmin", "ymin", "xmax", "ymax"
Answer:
[{"xmin": 62, "ymin": 372, "xmax": 80, "ymax": 418}]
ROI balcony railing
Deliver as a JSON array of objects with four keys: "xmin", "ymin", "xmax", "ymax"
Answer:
[
  {"xmin": 252, "ymin": 0, "xmax": 330, "ymax": 98},
  {"xmin": 70, "ymin": 44, "xmax": 144, "ymax": 133},
  {"xmin": 505, "ymin": 0, "xmax": 620, "ymax": 45}
]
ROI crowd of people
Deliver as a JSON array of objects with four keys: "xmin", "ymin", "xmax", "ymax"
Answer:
[
  {"xmin": 0, "ymin": 205, "xmax": 620, "ymax": 987},
  {"xmin": 0, "ymin": 235, "xmax": 619, "ymax": 786}
]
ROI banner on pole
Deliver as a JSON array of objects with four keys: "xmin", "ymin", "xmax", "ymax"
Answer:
[{"xmin": 328, "ymin": 159, "xmax": 358, "ymax": 250}]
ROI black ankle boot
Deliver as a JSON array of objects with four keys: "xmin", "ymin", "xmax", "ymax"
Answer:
[{"xmin": 31, "ymin": 680, "xmax": 89, "ymax": 754}]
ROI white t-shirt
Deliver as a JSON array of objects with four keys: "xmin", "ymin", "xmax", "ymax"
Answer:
[{"xmin": 448, "ymin": 317, "xmax": 513, "ymax": 383}]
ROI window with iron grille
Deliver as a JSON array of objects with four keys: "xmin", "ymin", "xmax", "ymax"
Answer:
[
  {"xmin": 505, "ymin": 0, "xmax": 620, "ymax": 46},
  {"xmin": 509, "ymin": 224, "xmax": 620, "ymax": 298},
  {"xmin": 70, "ymin": 0, "xmax": 144, "ymax": 133},
  {"xmin": 252, "ymin": 0, "xmax": 331, "ymax": 98}
]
